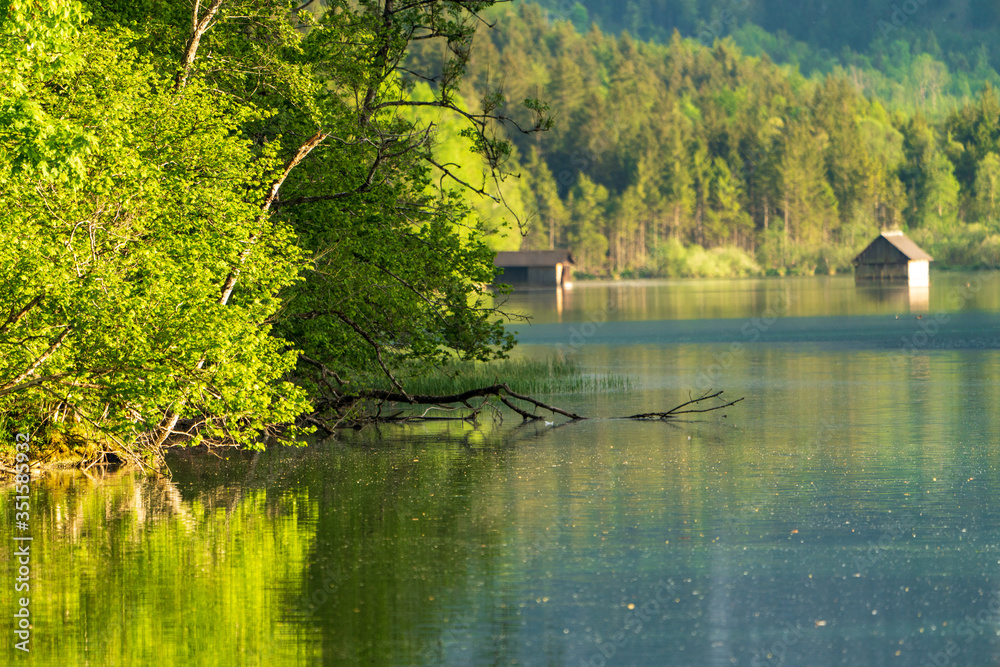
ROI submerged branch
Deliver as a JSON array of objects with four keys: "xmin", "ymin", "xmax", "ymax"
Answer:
[
  {"xmin": 623, "ymin": 390, "xmax": 744, "ymax": 420},
  {"xmin": 312, "ymin": 383, "xmax": 741, "ymax": 428}
]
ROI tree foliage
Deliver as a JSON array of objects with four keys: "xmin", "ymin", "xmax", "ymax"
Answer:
[
  {"xmin": 529, "ymin": 0, "xmax": 1000, "ymax": 94},
  {"xmin": 0, "ymin": 0, "xmax": 547, "ymax": 454}
]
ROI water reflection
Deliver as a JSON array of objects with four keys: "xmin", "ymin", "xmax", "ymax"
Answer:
[
  {"xmin": 856, "ymin": 284, "xmax": 931, "ymax": 313},
  {"xmin": 499, "ymin": 272, "xmax": 1000, "ymax": 324}
]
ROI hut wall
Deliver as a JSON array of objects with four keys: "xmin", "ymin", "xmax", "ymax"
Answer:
[
  {"xmin": 855, "ymin": 262, "xmax": 909, "ymax": 283},
  {"xmin": 526, "ymin": 266, "xmax": 560, "ymax": 286},
  {"xmin": 908, "ymin": 260, "xmax": 929, "ymax": 287},
  {"xmin": 497, "ymin": 266, "xmax": 529, "ymax": 283},
  {"xmin": 496, "ymin": 265, "xmax": 565, "ymax": 286}
]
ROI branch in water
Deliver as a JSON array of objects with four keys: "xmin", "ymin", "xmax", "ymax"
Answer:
[
  {"xmin": 623, "ymin": 390, "xmax": 744, "ymax": 420},
  {"xmin": 312, "ymin": 385, "xmax": 741, "ymax": 426}
]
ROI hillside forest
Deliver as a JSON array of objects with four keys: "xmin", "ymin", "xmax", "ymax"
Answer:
[{"xmin": 425, "ymin": 2, "xmax": 1000, "ymax": 277}]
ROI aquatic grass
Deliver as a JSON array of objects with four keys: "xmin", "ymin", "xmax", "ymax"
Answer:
[{"xmin": 398, "ymin": 357, "xmax": 632, "ymax": 396}]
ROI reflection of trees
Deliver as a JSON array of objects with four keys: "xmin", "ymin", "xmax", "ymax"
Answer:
[
  {"xmin": 290, "ymin": 426, "xmax": 511, "ymax": 663},
  {"xmin": 7, "ymin": 350, "xmax": 1000, "ymax": 665},
  {"xmin": 43, "ymin": 469, "xmax": 197, "ymax": 540},
  {"xmin": 1, "ymin": 461, "xmax": 312, "ymax": 664}
]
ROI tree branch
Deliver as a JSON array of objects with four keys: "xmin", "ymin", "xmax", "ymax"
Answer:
[
  {"xmin": 373, "ymin": 99, "xmax": 549, "ymax": 135},
  {"xmin": 426, "ymin": 156, "xmax": 498, "ymax": 202},
  {"xmin": 332, "ymin": 309, "xmax": 411, "ymax": 400},
  {"xmin": 176, "ymin": 0, "xmax": 226, "ymax": 91},
  {"xmin": 217, "ymin": 129, "xmax": 328, "ymax": 306},
  {"xmin": 0, "ymin": 372, "xmax": 74, "ymax": 398},
  {"xmin": 315, "ymin": 384, "xmax": 742, "ymax": 428},
  {"xmin": 0, "ymin": 327, "xmax": 71, "ymax": 395},
  {"xmin": 0, "ymin": 294, "xmax": 43, "ymax": 336},
  {"xmin": 624, "ymin": 391, "xmax": 744, "ymax": 420}
]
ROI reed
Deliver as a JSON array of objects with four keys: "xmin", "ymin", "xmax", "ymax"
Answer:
[{"xmin": 399, "ymin": 357, "xmax": 631, "ymax": 396}]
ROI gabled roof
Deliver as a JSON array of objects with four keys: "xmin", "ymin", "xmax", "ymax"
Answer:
[
  {"xmin": 853, "ymin": 231, "xmax": 933, "ymax": 264},
  {"xmin": 494, "ymin": 250, "xmax": 574, "ymax": 267}
]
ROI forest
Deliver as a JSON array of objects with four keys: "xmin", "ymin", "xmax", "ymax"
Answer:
[
  {"xmin": 529, "ymin": 0, "xmax": 1000, "ymax": 88},
  {"xmin": 423, "ymin": 2, "xmax": 1000, "ymax": 277},
  {"xmin": 5, "ymin": 0, "xmax": 1000, "ymax": 460}
]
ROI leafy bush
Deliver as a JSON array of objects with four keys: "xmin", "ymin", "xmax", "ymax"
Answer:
[
  {"xmin": 909, "ymin": 225, "xmax": 1000, "ymax": 268},
  {"xmin": 651, "ymin": 238, "xmax": 762, "ymax": 278}
]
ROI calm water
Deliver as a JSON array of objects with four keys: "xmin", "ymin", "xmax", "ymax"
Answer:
[{"xmin": 3, "ymin": 273, "xmax": 1000, "ymax": 666}]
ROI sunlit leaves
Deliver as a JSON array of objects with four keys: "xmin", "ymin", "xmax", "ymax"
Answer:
[
  {"xmin": 1, "ymin": 0, "xmax": 529, "ymax": 447},
  {"xmin": 0, "ymin": 0, "xmax": 93, "ymax": 180},
  {"xmin": 0, "ymin": 25, "xmax": 308, "ymax": 446}
]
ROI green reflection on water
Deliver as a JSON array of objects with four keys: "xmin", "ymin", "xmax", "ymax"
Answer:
[
  {"xmin": 497, "ymin": 272, "xmax": 1000, "ymax": 325},
  {"xmin": 1, "ymin": 464, "xmax": 318, "ymax": 665}
]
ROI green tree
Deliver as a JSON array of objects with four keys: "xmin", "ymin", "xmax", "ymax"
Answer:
[
  {"xmin": 776, "ymin": 117, "xmax": 838, "ymax": 249},
  {"xmin": 0, "ymin": 0, "xmax": 553, "ymax": 453},
  {"xmin": 0, "ymin": 0, "xmax": 93, "ymax": 179},
  {"xmin": 944, "ymin": 84, "xmax": 1000, "ymax": 216},
  {"xmin": 974, "ymin": 152, "xmax": 1000, "ymax": 226},
  {"xmin": 704, "ymin": 157, "xmax": 753, "ymax": 246},
  {"xmin": 523, "ymin": 148, "xmax": 568, "ymax": 250},
  {"xmin": 661, "ymin": 108, "xmax": 697, "ymax": 243},
  {"xmin": 567, "ymin": 174, "xmax": 609, "ymax": 273},
  {"xmin": 0, "ymin": 27, "xmax": 308, "ymax": 452},
  {"xmin": 812, "ymin": 77, "xmax": 866, "ymax": 223},
  {"xmin": 920, "ymin": 151, "xmax": 962, "ymax": 230}
]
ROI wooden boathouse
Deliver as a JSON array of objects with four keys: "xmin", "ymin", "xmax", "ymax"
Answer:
[
  {"xmin": 494, "ymin": 250, "xmax": 573, "ymax": 287},
  {"xmin": 853, "ymin": 231, "xmax": 932, "ymax": 287}
]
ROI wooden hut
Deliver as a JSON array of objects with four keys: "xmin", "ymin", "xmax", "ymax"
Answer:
[
  {"xmin": 494, "ymin": 250, "xmax": 573, "ymax": 287},
  {"xmin": 853, "ymin": 231, "xmax": 932, "ymax": 287}
]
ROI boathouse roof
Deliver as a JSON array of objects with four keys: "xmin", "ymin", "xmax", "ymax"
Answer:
[
  {"xmin": 494, "ymin": 250, "xmax": 574, "ymax": 267},
  {"xmin": 853, "ymin": 231, "xmax": 933, "ymax": 265}
]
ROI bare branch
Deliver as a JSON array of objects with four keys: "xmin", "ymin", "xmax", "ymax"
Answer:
[
  {"xmin": 499, "ymin": 394, "xmax": 540, "ymax": 421},
  {"xmin": 624, "ymin": 391, "xmax": 745, "ymax": 420},
  {"xmin": 373, "ymin": 99, "xmax": 549, "ymax": 135},
  {"xmin": 500, "ymin": 383, "xmax": 586, "ymax": 420},
  {"xmin": 314, "ymin": 384, "xmax": 742, "ymax": 429},
  {"xmin": 426, "ymin": 156, "xmax": 498, "ymax": 202}
]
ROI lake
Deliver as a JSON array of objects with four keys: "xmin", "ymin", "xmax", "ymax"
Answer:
[{"xmin": 3, "ymin": 273, "xmax": 1000, "ymax": 666}]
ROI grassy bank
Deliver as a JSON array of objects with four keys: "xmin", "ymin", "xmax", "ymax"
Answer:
[{"xmin": 398, "ymin": 357, "xmax": 631, "ymax": 396}]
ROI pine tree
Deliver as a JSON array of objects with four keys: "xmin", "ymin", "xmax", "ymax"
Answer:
[
  {"xmin": 567, "ymin": 174, "xmax": 610, "ymax": 273},
  {"xmin": 523, "ymin": 148, "xmax": 568, "ymax": 250},
  {"xmin": 974, "ymin": 152, "xmax": 1000, "ymax": 226}
]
